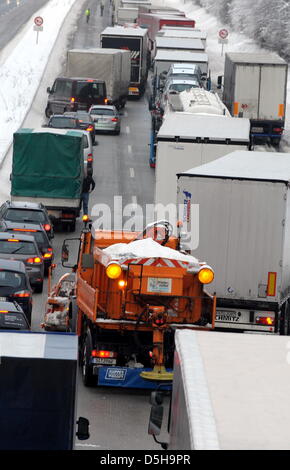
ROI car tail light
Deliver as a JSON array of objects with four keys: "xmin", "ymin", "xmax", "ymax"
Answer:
[
  {"xmin": 43, "ymin": 224, "xmax": 51, "ymax": 232},
  {"xmin": 13, "ymin": 291, "xmax": 31, "ymax": 298},
  {"xmin": 43, "ymin": 252, "xmax": 53, "ymax": 259},
  {"xmin": 86, "ymin": 125, "xmax": 94, "ymax": 132},
  {"xmin": 87, "ymin": 154, "xmax": 93, "ymax": 162},
  {"xmin": 91, "ymin": 350, "xmax": 117, "ymax": 358},
  {"xmin": 70, "ymin": 97, "xmax": 75, "ymax": 103},
  {"xmin": 273, "ymin": 127, "xmax": 283, "ymax": 134},
  {"xmin": 256, "ymin": 316, "xmax": 275, "ymax": 326},
  {"xmin": 0, "ymin": 310, "xmax": 8, "ymax": 314},
  {"xmin": 104, "ymin": 98, "xmax": 109, "ymax": 104},
  {"xmin": 111, "ymin": 118, "xmax": 119, "ymax": 122},
  {"xmin": 26, "ymin": 257, "xmax": 42, "ymax": 264},
  {"xmin": 12, "ymin": 228, "xmax": 36, "ymax": 232}
]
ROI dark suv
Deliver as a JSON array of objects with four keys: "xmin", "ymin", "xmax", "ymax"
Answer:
[
  {"xmin": 0, "ymin": 222, "xmax": 54, "ymax": 275},
  {"xmin": 0, "ymin": 259, "xmax": 32, "ymax": 324},
  {"xmin": 45, "ymin": 77, "xmax": 107, "ymax": 117},
  {"xmin": 0, "ymin": 201, "xmax": 54, "ymax": 239},
  {"xmin": 46, "ymin": 114, "xmax": 81, "ymax": 129}
]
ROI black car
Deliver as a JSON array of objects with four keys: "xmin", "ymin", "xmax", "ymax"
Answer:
[
  {"xmin": 46, "ymin": 114, "xmax": 81, "ymax": 129},
  {"xmin": 0, "ymin": 201, "xmax": 54, "ymax": 239},
  {"xmin": 0, "ymin": 259, "xmax": 32, "ymax": 325},
  {"xmin": 64, "ymin": 111, "xmax": 96, "ymax": 144},
  {"xmin": 0, "ymin": 300, "xmax": 30, "ymax": 330},
  {"xmin": 0, "ymin": 222, "xmax": 54, "ymax": 275}
]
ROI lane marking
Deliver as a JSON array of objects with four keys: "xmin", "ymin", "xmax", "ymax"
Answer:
[
  {"xmin": 129, "ymin": 167, "xmax": 135, "ymax": 178},
  {"xmin": 127, "ymin": 144, "xmax": 132, "ymax": 154},
  {"xmin": 75, "ymin": 443, "xmax": 101, "ymax": 448},
  {"xmin": 126, "ymin": 126, "xmax": 130, "ymax": 134}
]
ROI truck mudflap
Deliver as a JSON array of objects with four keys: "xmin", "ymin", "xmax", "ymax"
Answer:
[{"xmin": 97, "ymin": 366, "xmax": 172, "ymax": 390}]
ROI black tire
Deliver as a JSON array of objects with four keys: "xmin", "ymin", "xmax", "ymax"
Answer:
[
  {"xmin": 34, "ymin": 282, "xmax": 43, "ymax": 294},
  {"xmin": 81, "ymin": 329, "xmax": 95, "ymax": 386},
  {"xmin": 45, "ymin": 106, "xmax": 52, "ymax": 118},
  {"xmin": 68, "ymin": 299, "xmax": 78, "ymax": 333}
]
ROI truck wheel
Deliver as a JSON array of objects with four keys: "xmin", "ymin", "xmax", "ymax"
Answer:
[
  {"xmin": 81, "ymin": 330, "xmax": 95, "ymax": 386},
  {"xmin": 45, "ymin": 106, "xmax": 52, "ymax": 118}
]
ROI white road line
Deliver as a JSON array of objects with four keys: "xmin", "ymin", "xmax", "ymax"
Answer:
[
  {"xmin": 129, "ymin": 167, "xmax": 135, "ymax": 178},
  {"xmin": 75, "ymin": 443, "xmax": 101, "ymax": 448},
  {"xmin": 127, "ymin": 144, "xmax": 132, "ymax": 154},
  {"xmin": 126, "ymin": 126, "xmax": 130, "ymax": 134},
  {"xmin": 124, "ymin": 111, "xmax": 128, "ymax": 117}
]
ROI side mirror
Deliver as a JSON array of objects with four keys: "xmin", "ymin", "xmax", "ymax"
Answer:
[
  {"xmin": 148, "ymin": 405, "xmax": 164, "ymax": 436},
  {"xmin": 61, "ymin": 242, "xmax": 69, "ymax": 263},
  {"xmin": 217, "ymin": 75, "xmax": 223, "ymax": 89},
  {"xmin": 150, "ymin": 390, "xmax": 164, "ymax": 406},
  {"xmin": 47, "ymin": 87, "xmax": 51, "ymax": 94},
  {"xmin": 76, "ymin": 417, "xmax": 90, "ymax": 441}
]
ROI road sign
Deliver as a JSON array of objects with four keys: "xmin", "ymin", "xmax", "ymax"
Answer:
[
  {"xmin": 219, "ymin": 28, "xmax": 228, "ymax": 40},
  {"xmin": 34, "ymin": 16, "xmax": 43, "ymax": 27}
]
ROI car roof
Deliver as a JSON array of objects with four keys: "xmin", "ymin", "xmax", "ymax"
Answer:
[
  {"xmin": 0, "ymin": 232, "xmax": 36, "ymax": 243},
  {"xmin": 90, "ymin": 105, "xmax": 116, "ymax": 110},
  {"xmin": 0, "ymin": 301, "xmax": 23, "ymax": 313},
  {"xmin": 0, "ymin": 258, "xmax": 26, "ymax": 272},
  {"xmin": 5, "ymin": 201, "xmax": 44, "ymax": 210},
  {"xmin": 50, "ymin": 114, "xmax": 78, "ymax": 120}
]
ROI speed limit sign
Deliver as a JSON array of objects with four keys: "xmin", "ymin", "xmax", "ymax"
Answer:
[
  {"xmin": 34, "ymin": 16, "xmax": 43, "ymax": 27},
  {"xmin": 219, "ymin": 28, "xmax": 228, "ymax": 39}
]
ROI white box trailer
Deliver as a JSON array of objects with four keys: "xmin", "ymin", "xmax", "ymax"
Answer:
[
  {"xmin": 155, "ymin": 36, "xmax": 205, "ymax": 53},
  {"xmin": 158, "ymin": 28, "xmax": 207, "ymax": 47},
  {"xmin": 222, "ymin": 52, "xmax": 288, "ymax": 146},
  {"xmin": 116, "ymin": 7, "xmax": 138, "ymax": 24},
  {"xmin": 66, "ymin": 48, "xmax": 130, "ymax": 108},
  {"xmin": 149, "ymin": 329, "xmax": 290, "ymax": 450},
  {"xmin": 155, "ymin": 113, "xmax": 250, "ymax": 206},
  {"xmin": 177, "ymin": 150, "xmax": 290, "ymax": 334},
  {"xmin": 154, "ymin": 50, "xmax": 208, "ymax": 76}
]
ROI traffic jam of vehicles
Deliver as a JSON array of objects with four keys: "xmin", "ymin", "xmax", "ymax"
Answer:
[{"xmin": 0, "ymin": 0, "xmax": 290, "ymax": 452}]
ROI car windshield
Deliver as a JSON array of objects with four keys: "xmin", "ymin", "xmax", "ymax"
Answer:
[
  {"xmin": 0, "ymin": 270, "xmax": 26, "ymax": 288},
  {"xmin": 5, "ymin": 209, "xmax": 46, "ymax": 223},
  {"xmin": 169, "ymin": 83, "xmax": 199, "ymax": 92},
  {"xmin": 11, "ymin": 230, "xmax": 48, "ymax": 248},
  {"xmin": 0, "ymin": 240, "xmax": 37, "ymax": 255},
  {"xmin": 90, "ymin": 108, "xmax": 114, "ymax": 116},
  {"xmin": 49, "ymin": 117, "xmax": 77, "ymax": 128},
  {"xmin": 0, "ymin": 313, "xmax": 29, "ymax": 330}
]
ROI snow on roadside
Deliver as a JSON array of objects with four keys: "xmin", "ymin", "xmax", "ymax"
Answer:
[{"xmin": 0, "ymin": 0, "xmax": 78, "ymax": 165}]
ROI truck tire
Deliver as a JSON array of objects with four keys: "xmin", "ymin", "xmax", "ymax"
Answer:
[
  {"xmin": 81, "ymin": 329, "xmax": 95, "ymax": 386},
  {"xmin": 68, "ymin": 298, "xmax": 78, "ymax": 333}
]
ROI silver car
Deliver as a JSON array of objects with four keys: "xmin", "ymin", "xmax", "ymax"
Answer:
[{"xmin": 89, "ymin": 105, "xmax": 121, "ymax": 135}]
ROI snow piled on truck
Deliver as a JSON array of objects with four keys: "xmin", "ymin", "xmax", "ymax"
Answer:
[{"xmin": 103, "ymin": 237, "xmax": 199, "ymax": 264}]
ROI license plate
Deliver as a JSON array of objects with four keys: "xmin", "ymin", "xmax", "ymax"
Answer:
[
  {"xmin": 94, "ymin": 358, "xmax": 117, "ymax": 365},
  {"xmin": 216, "ymin": 310, "xmax": 242, "ymax": 322},
  {"xmin": 0, "ymin": 297, "xmax": 7, "ymax": 301},
  {"xmin": 252, "ymin": 127, "xmax": 264, "ymax": 133},
  {"xmin": 148, "ymin": 277, "xmax": 172, "ymax": 293}
]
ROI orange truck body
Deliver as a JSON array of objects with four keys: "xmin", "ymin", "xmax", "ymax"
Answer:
[{"xmin": 68, "ymin": 226, "xmax": 216, "ymax": 387}]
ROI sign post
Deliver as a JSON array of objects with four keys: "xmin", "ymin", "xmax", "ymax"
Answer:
[
  {"xmin": 34, "ymin": 16, "xmax": 44, "ymax": 44},
  {"xmin": 218, "ymin": 28, "xmax": 229, "ymax": 56}
]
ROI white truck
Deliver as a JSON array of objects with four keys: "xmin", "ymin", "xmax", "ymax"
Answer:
[
  {"xmin": 116, "ymin": 7, "xmax": 138, "ymax": 25},
  {"xmin": 155, "ymin": 36, "xmax": 205, "ymax": 53},
  {"xmin": 154, "ymin": 90, "xmax": 250, "ymax": 204},
  {"xmin": 149, "ymin": 329, "xmax": 290, "ymax": 450},
  {"xmin": 221, "ymin": 52, "xmax": 288, "ymax": 146},
  {"xmin": 66, "ymin": 48, "xmax": 130, "ymax": 109},
  {"xmin": 177, "ymin": 150, "xmax": 290, "ymax": 334},
  {"xmin": 158, "ymin": 27, "xmax": 207, "ymax": 47},
  {"xmin": 154, "ymin": 49, "xmax": 208, "ymax": 76},
  {"xmin": 101, "ymin": 26, "xmax": 150, "ymax": 97}
]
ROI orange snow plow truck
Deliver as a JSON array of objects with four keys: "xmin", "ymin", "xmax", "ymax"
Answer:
[{"xmin": 60, "ymin": 219, "xmax": 216, "ymax": 388}]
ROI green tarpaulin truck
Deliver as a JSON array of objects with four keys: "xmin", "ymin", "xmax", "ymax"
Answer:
[{"xmin": 11, "ymin": 128, "xmax": 85, "ymax": 231}]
